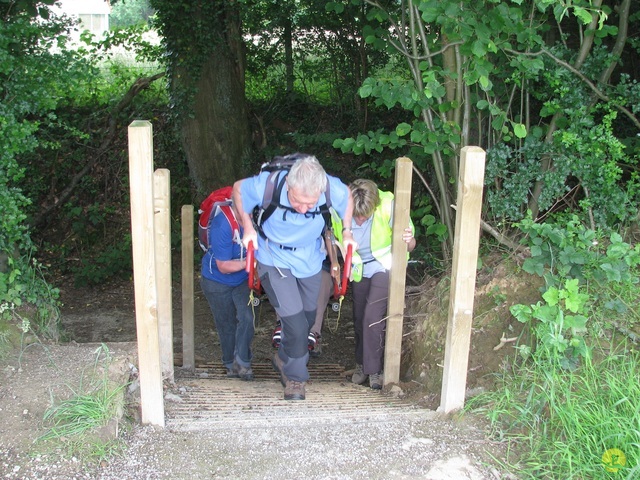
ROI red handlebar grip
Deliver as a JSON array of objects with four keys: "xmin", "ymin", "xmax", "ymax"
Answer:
[
  {"xmin": 246, "ymin": 241, "xmax": 254, "ymax": 273},
  {"xmin": 339, "ymin": 244, "xmax": 353, "ymax": 296},
  {"xmin": 247, "ymin": 241, "xmax": 261, "ymax": 292}
]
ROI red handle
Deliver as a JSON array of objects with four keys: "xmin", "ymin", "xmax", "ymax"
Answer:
[
  {"xmin": 247, "ymin": 241, "xmax": 261, "ymax": 293},
  {"xmin": 333, "ymin": 243, "xmax": 353, "ymax": 298}
]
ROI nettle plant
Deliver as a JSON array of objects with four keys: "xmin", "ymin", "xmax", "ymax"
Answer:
[{"xmin": 510, "ymin": 216, "xmax": 640, "ymax": 367}]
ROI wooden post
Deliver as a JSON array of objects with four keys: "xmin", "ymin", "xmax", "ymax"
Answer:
[
  {"xmin": 384, "ymin": 157, "xmax": 413, "ymax": 385},
  {"xmin": 181, "ymin": 205, "xmax": 195, "ymax": 370},
  {"xmin": 439, "ymin": 146, "xmax": 486, "ymax": 413},
  {"xmin": 154, "ymin": 169, "xmax": 174, "ymax": 382},
  {"xmin": 128, "ymin": 120, "xmax": 165, "ymax": 427}
]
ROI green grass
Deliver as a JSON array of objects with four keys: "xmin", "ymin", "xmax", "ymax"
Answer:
[
  {"xmin": 468, "ymin": 344, "xmax": 640, "ymax": 479},
  {"xmin": 38, "ymin": 344, "xmax": 128, "ymax": 463},
  {"xmin": 41, "ymin": 388, "xmax": 123, "ymax": 440}
]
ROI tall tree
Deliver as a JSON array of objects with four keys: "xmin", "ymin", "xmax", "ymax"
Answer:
[
  {"xmin": 335, "ymin": 0, "xmax": 639, "ymax": 256},
  {"xmin": 150, "ymin": 1, "xmax": 252, "ymax": 194}
]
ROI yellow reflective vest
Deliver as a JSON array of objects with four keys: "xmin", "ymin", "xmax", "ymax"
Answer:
[{"xmin": 333, "ymin": 190, "xmax": 412, "ymax": 282}]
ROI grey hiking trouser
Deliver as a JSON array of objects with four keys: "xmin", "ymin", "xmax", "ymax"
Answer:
[
  {"xmin": 311, "ymin": 268, "xmax": 333, "ymax": 335},
  {"xmin": 258, "ymin": 263, "xmax": 321, "ymax": 382}
]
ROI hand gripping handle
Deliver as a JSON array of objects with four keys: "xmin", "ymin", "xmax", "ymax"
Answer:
[
  {"xmin": 246, "ymin": 241, "xmax": 261, "ymax": 293},
  {"xmin": 333, "ymin": 243, "xmax": 353, "ymax": 298}
]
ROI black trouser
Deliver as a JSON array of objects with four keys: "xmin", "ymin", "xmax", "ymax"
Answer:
[{"xmin": 352, "ymin": 271, "xmax": 389, "ymax": 375}]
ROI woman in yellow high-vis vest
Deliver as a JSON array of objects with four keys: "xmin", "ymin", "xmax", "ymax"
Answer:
[{"xmin": 339, "ymin": 179, "xmax": 416, "ymax": 389}]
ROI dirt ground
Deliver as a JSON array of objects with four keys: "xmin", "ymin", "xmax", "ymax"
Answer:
[
  {"xmin": 57, "ymin": 275, "xmax": 362, "ymax": 371},
  {"xmin": 0, "ymin": 256, "xmax": 533, "ymax": 478}
]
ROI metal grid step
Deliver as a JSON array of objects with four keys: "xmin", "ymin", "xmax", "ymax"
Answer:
[
  {"xmin": 167, "ymin": 364, "xmax": 428, "ymax": 431},
  {"xmin": 177, "ymin": 362, "xmax": 347, "ymax": 382}
]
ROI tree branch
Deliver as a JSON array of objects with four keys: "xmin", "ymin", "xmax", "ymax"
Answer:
[
  {"xmin": 31, "ymin": 73, "xmax": 165, "ymax": 229},
  {"xmin": 509, "ymin": 48, "xmax": 640, "ymax": 130},
  {"xmin": 450, "ymin": 204, "xmax": 524, "ymax": 252}
]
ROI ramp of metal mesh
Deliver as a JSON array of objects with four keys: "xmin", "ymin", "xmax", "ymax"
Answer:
[
  {"xmin": 165, "ymin": 379, "xmax": 428, "ymax": 431},
  {"xmin": 176, "ymin": 362, "xmax": 347, "ymax": 382}
]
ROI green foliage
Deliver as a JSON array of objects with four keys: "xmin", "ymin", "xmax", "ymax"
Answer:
[
  {"xmin": 510, "ymin": 216, "xmax": 640, "ymax": 366},
  {"xmin": 242, "ymin": 0, "xmax": 388, "ymax": 109},
  {"xmin": 0, "ymin": 4, "xmax": 96, "ymax": 333},
  {"xmin": 332, "ymin": 0, "xmax": 638, "ymax": 259},
  {"xmin": 1, "ymin": 1, "xmax": 173, "ymax": 313},
  {"xmin": 510, "ymin": 278, "xmax": 589, "ymax": 366},
  {"xmin": 484, "ymin": 140, "xmax": 549, "ymax": 222},
  {"xmin": 109, "ymin": 0, "xmax": 154, "ymax": 28},
  {"xmin": 517, "ymin": 215, "xmax": 640, "ymax": 285},
  {"xmin": 0, "ymin": 254, "xmax": 61, "ymax": 339},
  {"xmin": 335, "ymin": 0, "xmax": 547, "ymax": 155},
  {"xmin": 487, "ymin": 55, "xmax": 640, "ymax": 226},
  {"xmin": 409, "ymin": 193, "xmax": 448, "ymax": 246},
  {"xmin": 0, "ymin": 0, "xmax": 58, "ymax": 18}
]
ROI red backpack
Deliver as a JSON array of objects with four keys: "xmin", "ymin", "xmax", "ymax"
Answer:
[{"xmin": 198, "ymin": 186, "xmax": 240, "ymax": 252}]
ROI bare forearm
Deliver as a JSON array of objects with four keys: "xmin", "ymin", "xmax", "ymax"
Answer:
[
  {"xmin": 216, "ymin": 258, "xmax": 246, "ymax": 274},
  {"xmin": 233, "ymin": 179, "xmax": 258, "ymax": 248}
]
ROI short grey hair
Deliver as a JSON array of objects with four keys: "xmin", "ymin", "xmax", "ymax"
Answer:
[{"xmin": 286, "ymin": 154, "xmax": 327, "ymax": 196}]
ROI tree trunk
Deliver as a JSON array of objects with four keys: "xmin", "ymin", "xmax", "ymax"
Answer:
[
  {"xmin": 180, "ymin": 53, "xmax": 251, "ymax": 194},
  {"xmin": 153, "ymin": 0, "xmax": 252, "ymax": 195},
  {"xmin": 284, "ymin": 17, "xmax": 294, "ymax": 94}
]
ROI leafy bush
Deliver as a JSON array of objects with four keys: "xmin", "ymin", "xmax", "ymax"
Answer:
[
  {"xmin": 509, "ymin": 216, "xmax": 640, "ymax": 364},
  {"xmin": 1, "ymin": 5, "xmax": 95, "ymax": 334},
  {"xmin": 469, "ymin": 217, "xmax": 640, "ymax": 479},
  {"xmin": 485, "ymin": 97, "xmax": 639, "ymax": 230},
  {"xmin": 109, "ymin": 0, "xmax": 154, "ymax": 29}
]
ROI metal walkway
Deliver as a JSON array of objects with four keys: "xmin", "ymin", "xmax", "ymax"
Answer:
[{"xmin": 166, "ymin": 363, "xmax": 430, "ymax": 431}]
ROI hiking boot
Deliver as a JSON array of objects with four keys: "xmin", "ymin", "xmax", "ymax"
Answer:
[
  {"xmin": 226, "ymin": 367, "xmax": 240, "ymax": 378},
  {"xmin": 308, "ymin": 332, "xmax": 322, "ymax": 357},
  {"xmin": 369, "ymin": 371, "xmax": 383, "ymax": 390},
  {"xmin": 351, "ymin": 363, "xmax": 367, "ymax": 385},
  {"xmin": 284, "ymin": 380, "xmax": 306, "ymax": 401},
  {"xmin": 232, "ymin": 361, "xmax": 254, "ymax": 381},
  {"xmin": 271, "ymin": 353, "xmax": 288, "ymax": 387}
]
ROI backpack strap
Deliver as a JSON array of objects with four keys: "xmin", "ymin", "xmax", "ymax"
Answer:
[
  {"xmin": 254, "ymin": 169, "xmax": 334, "ymax": 239},
  {"xmin": 319, "ymin": 180, "xmax": 332, "ymax": 233},
  {"xmin": 261, "ymin": 170, "xmax": 289, "ymax": 223},
  {"xmin": 207, "ymin": 202, "xmax": 241, "ymax": 250},
  {"xmin": 219, "ymin": 204, "xmax": 240, "ymax": 243}
]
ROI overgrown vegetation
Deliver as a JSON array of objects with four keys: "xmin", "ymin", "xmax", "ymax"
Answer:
[{"xmin": 467, "ymin": 218, "xmax": 640, "ymax": 478}]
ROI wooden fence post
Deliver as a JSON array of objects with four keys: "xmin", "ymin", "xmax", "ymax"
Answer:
[
  {"xmin": 439, "ymin": 146, "xmax": 486, "ymax": 413},
  {"xmin": 128, "ymin": 120, "xmax": 165, "ymax": 427},
  {"xmin": 181, "ymin": 205, "xmax": 195, "ymax": 370},
  {"xmin": 384, "ymin": 157, "xmax": 413, "ymax": 385},
  {"xmin": 154, "ymin": 169, "xmax": 174, "ymax": 382}
]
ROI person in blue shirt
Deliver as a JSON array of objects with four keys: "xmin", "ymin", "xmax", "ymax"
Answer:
[
  {"xmin": 200, "ymin": 208, "xmax": 255, "ymax": 381},
  {"xmin": 233, "ymin": 154, "xmax": 356, "ymax": 400}
]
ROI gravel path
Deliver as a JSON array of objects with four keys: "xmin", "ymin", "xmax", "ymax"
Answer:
[
  {"xmin": 0, "ymin": 343, "xmax": 513, "ymax": 479},
  {"xmin": 93, "ymin": 415, "xmax": 507, "ymax": 480}
]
